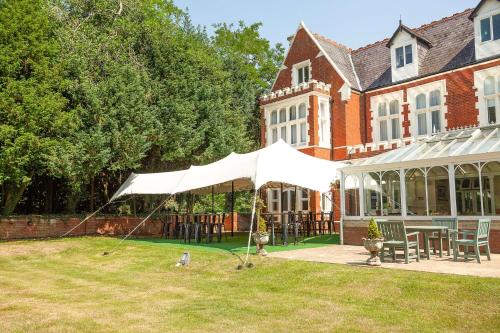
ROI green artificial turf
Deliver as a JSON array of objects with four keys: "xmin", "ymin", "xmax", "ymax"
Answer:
[
  {"xmin": 126, "ymin": 232, "xmax": 340, "ymax": 254},
  {"xmin": 0, "ymin": 237, "xmax": 499, "ymax": 333}
]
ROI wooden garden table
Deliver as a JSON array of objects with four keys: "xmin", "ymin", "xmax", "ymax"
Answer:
[{"xmin": 406, "ymin": 225, "xmax": 448, "ymax": 259}]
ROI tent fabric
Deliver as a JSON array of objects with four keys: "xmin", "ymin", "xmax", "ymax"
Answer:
[{"xmin": 111, "ymin": 140, "xmax": 346, "ymax": 200}]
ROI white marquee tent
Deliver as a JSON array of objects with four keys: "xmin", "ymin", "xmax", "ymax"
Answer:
[
  {"xmin": 111, "ymin": 139, "xmax": 346, "ymax": 200},
  {"xmin": 106, "ymin": 140, "xmax": 346, "ymax": 262}
]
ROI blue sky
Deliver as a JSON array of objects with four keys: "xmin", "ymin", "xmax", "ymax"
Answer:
[{"xmin": 174, "ymin": 0, "xmax": 478, "ymax": 49}]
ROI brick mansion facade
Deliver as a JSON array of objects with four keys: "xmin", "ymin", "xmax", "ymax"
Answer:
[{"xmin": 259, "ymin": 0, "xmax": 500, "ymax": 215}]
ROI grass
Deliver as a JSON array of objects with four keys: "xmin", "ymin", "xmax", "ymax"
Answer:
[{"xmin": 0, "ymin": 236, "xmax": 499, "ymax": 333}]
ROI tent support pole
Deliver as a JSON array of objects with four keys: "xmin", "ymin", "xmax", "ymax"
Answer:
[
  {"xmin": 211, "ymin": 186, "xmax": 214, "ymax": 214},
  {"xmin": 231, "ymin": 181, "xmax": 234, "ymax": 238}
]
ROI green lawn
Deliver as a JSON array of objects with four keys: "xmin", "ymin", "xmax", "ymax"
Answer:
[{"xmin": 0, "ymin": 237, "xmax": 499, "ymax": 333}]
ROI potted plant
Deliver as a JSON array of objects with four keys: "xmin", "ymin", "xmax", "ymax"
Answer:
[
  {"xmin": 363, "ymin": 218, "xmax": 384, "ymax": 266},
  {"xmin": 252, "ymin": 198, "xmax": 269, "ymax": 256}
]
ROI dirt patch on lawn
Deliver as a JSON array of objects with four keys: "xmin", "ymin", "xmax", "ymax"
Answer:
[{"xmin": 0, "ymin": 241, "xmax": 73, "ymax": 256}]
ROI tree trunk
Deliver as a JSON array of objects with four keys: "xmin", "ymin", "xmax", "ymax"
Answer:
[
  {"xmin": 66, "ymin": 189, "xmax": 79, "ymax": 213},
  {"xmin": 90, "ymin": 177, "xmax": 95, "ymax": 212},
  {"xmin": 44, "ymin": 177, "xmax": 54, "ymax": 214},
  {"xmin": 1, "ymin": 179, "xmax": 31, "ymax": 216}
]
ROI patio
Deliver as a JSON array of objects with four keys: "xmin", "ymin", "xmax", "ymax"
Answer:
[{"xmin": 268, "ymin": 244, "xmax": 500, "ymax": 278}]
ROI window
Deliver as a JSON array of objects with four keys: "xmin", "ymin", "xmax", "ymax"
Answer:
[
  {"xmin": 270, "ymin": 110, "xmax": 277, "ymax": 125},
  {"xmin": 318, "ymin": 101, "xmax": 331, "ymax": 147},
  {"xmin": 395, "ymin": 47, "xmax": 404, "ymax": 68},
  {"xmin": 298, "ymin": 103, "xmax": 307, "ymax": 118},
  {"xmin": 300, "ymin": 123, "xmax": 307, "ymax": 144},
  {"xmin": 268, "ymin": 102, "xmax": 308, "ymax": 146},
  {"xmin": 296, "ymin": 65, "xmax": 310, "ymax": 85},
  {"xmin": 405, "ymin": 45, "xmax": 413, "ymax": 64},
  {"xmin": 395, "ymin": 44, "xmax": 412, "ymax": 68},
  {"xmin": 413, "ymin": 89, "xmax": 443, "ymax": 136},
  {"xmin": 379, "ymin": 120, "xmax": 388, "ymax": 141},
  {"xmin": 481, "ymin": 17, "xmax": 491, "ymax": 42},
  {"xmin": 375, "ymin": 99, "xmax": 400, "ymax": 142},
  {"xmin": 483, "ymin": 76, "xmax": 499, "ymax": 124},
  {"xmin": 291, "ymin": 124, "xmax": 297, "ymax": 144},
  {"xmin": 280, "ymin": 126, "xmax": 287, "ymax": 141},
  {"xmin": 289, "ymin": 106, "xmax": 296, "ymax": 121},
  {"xmin": 417, "ymin": 113, "xmax": 427, "ymax": 135},
  {"xmin": 272, "ymin": 128, "xmax": 278, "ymax": 143},
  {"xmin": 480, "ymin": 14, "xmax": 500, "ymax": 42},
  {"xmin": 279, "ymin": 108, "xmax": 286, "ymax": 123},
  {"xmin": 416, "ymin": 93, "xmax": 426, "ymax": 109}
]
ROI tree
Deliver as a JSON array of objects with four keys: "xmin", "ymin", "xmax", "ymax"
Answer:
[
  {"xmin": 213, "ymin": 21, "xmax": 284, "ymax": 143},
  {"xmin": 0, "ymin": 0, "xmax": 74, "ymax": 214}
]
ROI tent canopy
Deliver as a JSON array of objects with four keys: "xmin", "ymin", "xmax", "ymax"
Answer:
[{"xmin": 111, "ymin": 140, "xmax": 346, "ymax": 201}]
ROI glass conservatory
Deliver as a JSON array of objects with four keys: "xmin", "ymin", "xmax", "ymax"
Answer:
[{"xmin": 339, "ymin": 124, "xmax": 500, "ymax": 242}]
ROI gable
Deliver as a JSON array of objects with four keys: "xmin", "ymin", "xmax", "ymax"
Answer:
[{"xmin": 271, "ymin": 28, "xmax": 321, "ymax": 92}]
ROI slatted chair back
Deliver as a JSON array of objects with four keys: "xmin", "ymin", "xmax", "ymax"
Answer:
[
  {"xmin": 377, "ymin": 221, "xmax": 406, "ymax": 242},
  {"xmin": 477, "ymin": 219, "xmax": 491, "ymax": 240},
  {"xmin": 432, "ymin": 217, "xmax": 457, "ymax": 231}
]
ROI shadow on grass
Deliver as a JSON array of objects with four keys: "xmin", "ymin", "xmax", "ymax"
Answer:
[{"xmin": 126, "ymin": 233, "xmax": 340, "ymax": 254}]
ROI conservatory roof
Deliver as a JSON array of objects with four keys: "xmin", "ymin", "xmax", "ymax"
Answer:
[{"xmin": 342, "ymin": 124, "xmax": 500, "ymax": 174}]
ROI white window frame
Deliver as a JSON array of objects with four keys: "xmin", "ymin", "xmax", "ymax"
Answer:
[
  {"xmin": 318, "ymin": 98, "xmax": 331, "ymax": 148},
  {"xmin": 479, "ymin": 12, "xmax": 500, "ymax": 43},
  {"xmin": 292, "ymin": 60, "xmax": 311, "ymax": 86},
  {"xmin": 395, "ymin": 44, "xmax": 413, "ymax": 68},
  {"xmin": 370, "ymin": 90, "xmax": 404, "ymax": 144},
  {"xmin": 266, "ymin": 98, "xmax": 309, "ymax": 147},
  {"xmin": 408, "ymin": 80, "xmax": 447, "ymax": 137},
  {"xmin": 474, "ymin": 65, "xmax": 500, "ymax": 126}
]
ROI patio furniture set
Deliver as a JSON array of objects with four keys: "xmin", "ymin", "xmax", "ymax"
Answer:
[
  {"xmin": 262, "ymin": 211, "xmax": 336, "ymax": 246},
  {"xmin": 161, "ymin": 213, "xmax": 227, "ymax": 243},
  {"xmin": 376, "ymin": 218, "xmax": 492, "ymax": 264}
]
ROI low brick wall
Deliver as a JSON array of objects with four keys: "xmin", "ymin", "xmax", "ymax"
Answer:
[
  {"xmin": 343, "ymin": 219, "xmax": 500, "ymax": 254},
  {"xmin": 0, "ymin": 215, "xmax": 164, "ymax": 240}
]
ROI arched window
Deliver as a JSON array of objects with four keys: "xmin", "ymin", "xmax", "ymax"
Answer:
[
  {"xmin": 279, "ymin": 108, "xmax": 286, "ymax": 123},
  {"xmin": 270, "ymin": 110, "xmax": 277, "ymax": 125},
  {"xmin": 416, "ymin": 93, "xmax": 426, "ymax": 109},
  {"xmin": 389, "ymin": 100, "xmax": 399, "ymax": 115},
  {"xmin": 378, "ymin": 102, "xmax": 387, "ymax": 116},
  {"xmin": 429, "ymin": 89, "xmax": 441, "ymax": 107},
  {"xmin": 289, "ymin": 106, "xmax": 297, "ymax": 121},
  {"xmin": 298, "ymin": 103, "xmax": 307, "ymax": 118},
  {"xmin": 484, "ymin": 76, "xmax": 495, "ymax": 95}
]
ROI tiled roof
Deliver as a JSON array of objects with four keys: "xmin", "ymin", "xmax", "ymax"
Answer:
[
  {"xmin": 309, "ymin": 8, "xmax": 482, "ymax": 91},
  {"xmin": 351, "ymin": 9, "xmax": 476, "ymax": 91},
  {"xmin": 313, "ymin": 34, "xmax": 361, "ymax": 90}
]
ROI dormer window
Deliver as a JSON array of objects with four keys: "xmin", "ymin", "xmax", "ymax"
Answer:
[
  {"xmin": 480, "ymin": 13, "xmax": 500, "ymax": 42},
  {"xmin": 395, "ymin": 45, "xmax": 413, "ymax": 68}
]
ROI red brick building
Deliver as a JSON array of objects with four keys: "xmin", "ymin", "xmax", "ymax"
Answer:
[{"xmin": 259, "ymin": 0, "xmax": 500, "ymax": 221}]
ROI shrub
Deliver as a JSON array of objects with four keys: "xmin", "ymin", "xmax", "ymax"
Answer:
[{"xmin": 366, "ymin": 218, "xmax": 382, "ymax": 239}]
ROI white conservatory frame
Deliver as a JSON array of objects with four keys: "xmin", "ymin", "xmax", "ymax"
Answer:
[{"xmin": 338, "ymin": 124, "xmax": 500, "ymax": 244}]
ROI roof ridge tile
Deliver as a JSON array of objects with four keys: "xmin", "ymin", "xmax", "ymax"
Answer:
[{"xmin": 312, "ymin": 32, "xmax": 352, "ymax": 52}]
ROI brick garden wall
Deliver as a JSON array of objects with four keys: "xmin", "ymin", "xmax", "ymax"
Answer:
[
  {"xmin": 0, "ymin": 213, "xmax": 244, "ymax": 241},
  {"xmin": 0, "ymin": 216, "xmax": 164, "ymax": 240}
]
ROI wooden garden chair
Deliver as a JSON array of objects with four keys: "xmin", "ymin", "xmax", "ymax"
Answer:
[
  {"xmin": 453, "ymin": 219, "xmax": 491, "ymax": 263},
  {"xmin": 429, "ymin": 217, "xmax": 457, "ymax": 256},
  {"xmin": 377, "ymin": 221, "xmax": 420, "ymax": 264}
]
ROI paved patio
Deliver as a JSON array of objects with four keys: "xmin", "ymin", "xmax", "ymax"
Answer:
[{"xmin": 267, "ymin": 245, "xmax": 500, "ymax": 278}]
